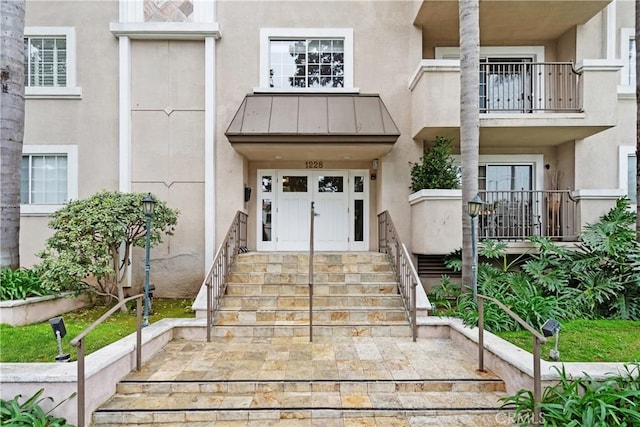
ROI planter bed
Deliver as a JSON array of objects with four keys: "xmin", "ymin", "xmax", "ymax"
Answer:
[{"xmin": 0, "ymin": 293, "xmax": 91, "ymax": 326}]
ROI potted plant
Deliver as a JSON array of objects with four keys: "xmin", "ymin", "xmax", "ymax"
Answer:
[{"xmin": 409, "ymin": 136, "xmax": 463, "ymax": 254}]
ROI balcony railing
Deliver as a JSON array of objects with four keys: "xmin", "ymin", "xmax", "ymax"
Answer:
[
  {"xmin": 478, "ymin": 190, "xmax": 578, "ymax": 241},
  {"xmin": 480, "ymin": 62, "xmax": 581, "ymax": 113}
]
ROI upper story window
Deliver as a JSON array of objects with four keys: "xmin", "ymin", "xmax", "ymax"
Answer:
[
  {"xmin": 619, "ymin": 146, "xmax": 637, "ymax": 205},
  {"xmin": 620, "ymin": 28, "xmax": 635, "ymax": 87},
  {"xmin": 21, "ymin": 145, "xmax": 78, "ymax": 215},
  {"xmin": 259, "ymin": 28, "xmax": 355, "ymax": 92},
  {"xmin": 24, "ymin": 27, "xmax": 81, "ymax": 98}
]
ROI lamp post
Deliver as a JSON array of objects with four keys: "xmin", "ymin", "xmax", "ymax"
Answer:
[
  {"xmin": 468, "ymin": 194, "xmax": 483, "ymax": 303},
  {"xmin": 142, "ymin": 193, "xmax": 156, "ymax": 327}
]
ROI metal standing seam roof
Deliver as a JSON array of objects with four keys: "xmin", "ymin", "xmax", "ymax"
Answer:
[{"xmin": 225, "ymin": 93, "xmax": 401, "ymax": 143}]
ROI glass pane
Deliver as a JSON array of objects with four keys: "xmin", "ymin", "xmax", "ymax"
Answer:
[
  {"xmin": 262, "ymin": 199, "xmax": 272, "ymax": 241},
  {"xmin": 21, "ymin": 157, "xmax": 29, "ymax": 203},
  {"xmin": 318, "ymin": 176, "xmax": 344, "ymax": 193},
  {"xmin": 262, "ymin": 176, "xmax": 272, "ymax": 192},
  {"xmin": 354, "ymin": 176, "xmax": 364, "ymax": 192},
  {"xmin": 354, "ymin": 200, "xmax": 364, "ymax": 241},
  {"xmin": 629, "ymin": 155, "xmax": 637, "ymax": 204},
  {"xmin": 282, "ymin": 176, "xmax": 307, "ymax": 192},
  {"xmin": 630, "ymin": 39, "xmax": 636, "ymax": 86}
]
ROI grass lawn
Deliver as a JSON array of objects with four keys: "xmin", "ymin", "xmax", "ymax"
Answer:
[
  {"xmin": 497, "ymin": 319, "xmax": 640, "ymax": 363},
  {"xmin": 0, "ymin": 298, "xmax": 194, "ymax": 363}
]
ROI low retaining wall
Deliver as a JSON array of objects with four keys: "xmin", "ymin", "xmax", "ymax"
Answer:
[
  {"xmin": 0, "ymin": 318, "xmax": 206, "ymax": 426},
  {"xmin": 0, "ymin": 293, "xmax": 92, "ymax": 326},
  {"xmin": 418, "ymin": 316, "xmax": 631, "ymax": 394}
]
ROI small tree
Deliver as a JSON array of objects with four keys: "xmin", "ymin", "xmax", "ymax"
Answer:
[
  {"xmin": 38, "ymin": 191, "xmax": 179, "ymax": 309},
  {"xmin": 410, "ymin": 136, "xmax": 461, "ymax": 192}
]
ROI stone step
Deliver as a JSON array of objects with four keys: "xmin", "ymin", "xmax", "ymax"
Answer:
[
  {"xmin": 231, "ymin": 252, "xmax": 392, "ymax": 266},
  {"xmin": 93, "ymin": 377, "xmax": 511, "ymax": 425},
  {"xmin": 225, "ymin": 282, "xmax": 399, "ymax": 296},
  {"xmin": 215, "ymin": 308, "xmax": 408, "ymax": 324},
  {"xmin": 92, "ymin": 408, "xmax": 514, "ymax": 426},
  {"xmin": 220, "ymin": 295, "xmax": 405, "ymax": 310},
  {"xmin": 114, "ymin": 378, "xmax": 506, "ymax": 395},
  {"xmin": 232, "ymin": 261, "xmax": 394, "ymax": 274},
  {"xmin": 227, "ymin": 272, "xmax": 397, "ymax": 285},
  {"xmin": 209, "ymin": 324, "xmax": 413, "ymax": 338}
]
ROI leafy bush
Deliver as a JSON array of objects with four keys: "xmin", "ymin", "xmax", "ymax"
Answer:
[
  {"xmin": 441, "ymin": 198, "xmax": 640, "ymax": 333},
  {"xmin": 501, "ymin": 364, "xmax": 640, "ymax": 426},
  {"xmin": 0, "ymin": 388, "xmax": 75, "ymax": 426},
  {"xmin": 0, "ymin": 268, "xmax": 50, "ymax": 301},
  {"xmin": 38, "ymin": 191, "xmax": 179, "ymax": 306},
  {"xmin": 409, "ymin": 136, "xmax": 460, "ymax": 192}
]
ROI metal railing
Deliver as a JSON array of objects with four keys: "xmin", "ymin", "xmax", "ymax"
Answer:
[
  {"xmin": 478, "ymin": 190, "xmax": 577, "ymax": 241},
  {"xmin": 204, "ymin": 211, "xmax": 248, "ymax": 342},
  {"xmin": 377, "ymin": 211, "xmax": 418, "ymax": 342},
  {"xmin": 480, "ymin": 62, "xmax": 581, "ymax": 113},
  {"xmin": 477, "ymin": 294, "xmax": 546, "ymax": 426},
  {"xmin": 308, "ymin": 201, "xmax": 315, "ymax": 342},
  {"xmin": 70, "ymin": 294, "xmax": 144, "ymax": 427}
]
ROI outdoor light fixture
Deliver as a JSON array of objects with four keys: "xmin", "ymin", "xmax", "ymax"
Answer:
[
  {"xmin": 542, "ymin": 319, "xmax": 561, "ymax": 361},
  {"xmin": 142, "ymin": 193, "xmax": 156, "ymax": 327},
  {"xmin": 49, "ymin": 317, "xmax": 70, "ymax": 362},
  {"xmin": 467, "ymin": 194, "xmax": 483, "ymax": 303}
]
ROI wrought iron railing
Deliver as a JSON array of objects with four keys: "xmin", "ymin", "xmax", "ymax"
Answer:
[
  {"xmin": 378, "ymin": 211, "xmax": 418, "ymax": 342},
  {"xmin": 478, "ymin": 294, "xmax": 547, "ymax": 426},
  {"xmin": 70, "ymin": 294, "xmax": 144, "ymax": 427},
  {"xmin": 204, "ymin": 211, "xmax": 248, "ymax": 342},
  {"xmin": 478, "ymin": 190, "xmax": 577, "ymax": 241},
  {"xmin": 480, "ymin": 62, "xmax": 581, "ymax": 113}
]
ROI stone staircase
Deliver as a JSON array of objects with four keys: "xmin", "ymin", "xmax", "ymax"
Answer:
[
  {"xmin": 212, "ymin": 252, "xmax": 411, "ymax": 338},
  {"xmin": 91, "ymin": 252, "xmax": 514, "ymax": 426}
]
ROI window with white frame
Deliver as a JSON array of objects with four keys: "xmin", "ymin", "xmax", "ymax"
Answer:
[
  {"xmin": 24, "ymin": 27, "xmax": 81, "ymax": 98},
  {"xmin": 21, "ymin": 145, "xmax": 78, "ymax": 214},
  {"xmin": 259, "ymin": 28, "xmax": 355, "ymax": 91},
  {"xmin": 619, "ymin": 146, "xmax": 637, "ymax": 205},
  {"xmin": 620, "ymin": 28, "xmax": 635, "ymax": 87}
]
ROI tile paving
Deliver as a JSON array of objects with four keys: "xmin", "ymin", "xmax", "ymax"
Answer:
[{"xmin": 94, "ymin": 335, "xmax": 516, "ymax": 426}]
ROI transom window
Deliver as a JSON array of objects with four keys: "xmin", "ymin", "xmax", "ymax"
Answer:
[
  {"xmin": 269, "ymin": 39, "xmax": 344, "ymax": 88},
  {"xmin": 259, "ymin": 28, "xmax": 355, "ymax": 91},
  {"xmin": 20, "ymin": 145, "xmax": 78, "ymax": 214},
  {"xmin": 23, "ymin": 27, "xmax": 81, "ymax": 98},
  {"xmin": 24, "ymin": 36, "xmax": 67, "ymax": 87}
]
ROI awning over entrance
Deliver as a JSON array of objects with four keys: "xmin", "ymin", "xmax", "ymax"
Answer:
[{"xmin": 225, "ymin": 94, "xmax": 400, "ymax": 160}]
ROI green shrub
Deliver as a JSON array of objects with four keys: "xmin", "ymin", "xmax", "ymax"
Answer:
[
  {"xmin": 0, "ymin": 268, "xmax": 50, "ymax": 301},
  {"xmin": 409, "ymin": 136, "xmax": 460, "ymax": 192},
  {"xmin": 0, "ymin": 388, "xmax": 75, "ymax": 426},
  {"xmin": 501, "ymin": 364, "xmax": 640, "ymax": 426}
]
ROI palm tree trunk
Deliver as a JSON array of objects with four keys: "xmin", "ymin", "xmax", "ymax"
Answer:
[
  {"xmin": 459, "ymin": 0, "xmax": 480, "ymax": 290},
  {"xmin": 0, "ymin": 0, "xmax": 26, "ymax": 270}
]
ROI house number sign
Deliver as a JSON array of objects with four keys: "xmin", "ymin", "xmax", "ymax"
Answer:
[{"xmin": 305, "ymin": 161, "xmax": 324, "ymax": 169}]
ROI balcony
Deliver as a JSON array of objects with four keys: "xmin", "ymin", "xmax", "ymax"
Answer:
[
  {"xmin": 478, "ymin": 190, "xmax": 578, "ymax": 242},
  {"xmin": 410, "ymin": 59, "xmax": 621, "ymax": 147},
  {"xmin": 479, "ymin": 62, "xmax": 580, "ymax": 114}
]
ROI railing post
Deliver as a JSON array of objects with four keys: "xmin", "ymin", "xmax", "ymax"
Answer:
[
  {"xmin": 136, "ymin": 297, "xmax": 142, "ymax": 371},
  {"xmin": 478, "ymin": 296, "xmax": 484, "ymax": 372},
  {"xmin": 77, "ymin": 339, "xmax": 85, "ymax": 427},
  {"xmin": 309, "ymin": 201, "xmax": 315, "ymax": 342},
  {"xmin": 207, "ymin": 277, "xmax": 212, "ymax": 342},
  {"xmin": 533, "ymin": 336, "xmax": 542, "ymax": 426}
]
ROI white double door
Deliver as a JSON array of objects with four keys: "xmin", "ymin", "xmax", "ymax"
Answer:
[{"xmin": 257, "ymin": 170, "xmax": 368, "ymax": 251}]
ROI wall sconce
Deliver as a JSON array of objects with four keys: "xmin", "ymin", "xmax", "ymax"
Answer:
[
  {"xmin": 244, "ymin": 186, "xmax": 252, "ymax": 202},
  {"xmin": 542, "ymin": 318, "xmax": 561, "ymax": 360},
  {"xmin": 49, "ymin": 317, "xmax": 70, "ymax": 362}
]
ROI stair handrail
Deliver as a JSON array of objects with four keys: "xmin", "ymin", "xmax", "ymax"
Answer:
[
  {"xmin": 477, "ymin": 294, "xmax": 547, "ymax": 426},
  {"xmin": 69, "ymin": 294, "xmax": 144, "ymax": 427},
  {"xmin": 377, "ymin": 210, "xmax": 418, "ymax": 341},
  {"xmin": 205, "ymin": 210, "xmax": 248, "ymax": 342},
  {"xmin": 309, "ymin": 201, "xmax": 315, "ymax": 342}
]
